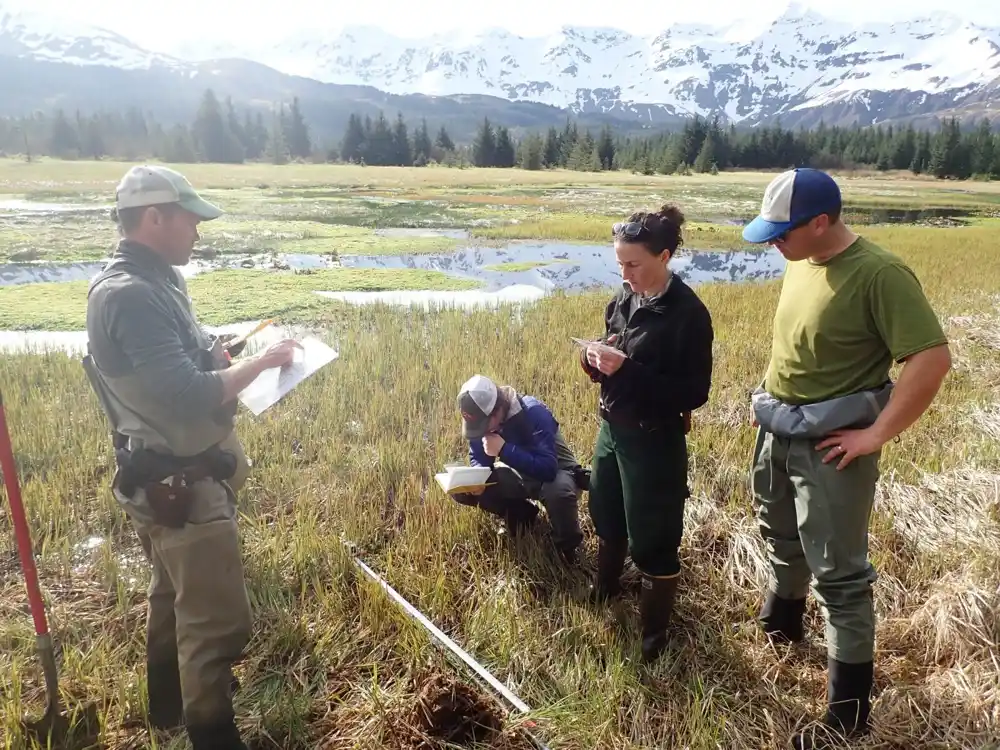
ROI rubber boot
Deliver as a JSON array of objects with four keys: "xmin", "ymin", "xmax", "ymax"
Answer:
[
  {"xmin": 475, "ymin": 471, "xmax": 539, "ymax": 538},
  {"xmin": 556, "ymin": 541, "xmax": 580, "ymax": 565},
  {"xmin": 186, "ymin": 718, "xmax": 249, "ymax": 750},
  {"xmin": 791, "ymin": 658, "xmax": 873, "ymax": 750},
  {"xmin": 759, "ymin": 591, "xmax": 807, "ymax": 644},
  {"xmin": 147, "ymin": 656, "xmax": 183, "ymax": 730},
  {"xmin": 503, "ymin": 500, "xmax": 539, "ymax": 537},
  {"xmin": 588, "ymin": 537, "xmax": 628, "ymax": 604},
  {"xmin": 639, "ymin": 575, "xmax": 679, "ymax": 663}
]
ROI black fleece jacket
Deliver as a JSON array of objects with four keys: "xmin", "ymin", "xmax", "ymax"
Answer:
[{"xmin": 580, "ymin": 275, "xmax": 714, "ymax": 430}]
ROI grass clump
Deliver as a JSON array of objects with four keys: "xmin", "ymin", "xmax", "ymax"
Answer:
[{"xmin": 481, "ymin": 260, "xmax": 567, "ymax": 272}]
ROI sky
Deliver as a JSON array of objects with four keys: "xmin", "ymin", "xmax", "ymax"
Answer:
[{"xmin": 6, "ymin": 0, "xmax": 1000, "ymax": 48}]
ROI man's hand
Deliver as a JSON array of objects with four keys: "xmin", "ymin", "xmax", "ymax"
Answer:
[
  {"xmin": 586, "ymin": 335, "xmax": 626, "ymax": 376},
  {"xmin": 815, "ymin": 428, "xmax": 885, "ymax": 470},
  {"xmin": 255, "ymin": 339, "xmax": 303, "ymax": 370},
  {"xmin": 483, "ymin": 433, "xmax": 505, "ymax": 457}
]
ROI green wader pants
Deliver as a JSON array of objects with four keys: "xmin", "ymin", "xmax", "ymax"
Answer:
[
  {"xmin": 122, "ymin": 434, "xmax": 252, "ymax": 730},
  {"xmin": 751, "ymin": 427, "xmax": 880, "ymax": 663},
  {"xmin": 587, "ymin": 419, "xmax": 689, "ymax": 578}
]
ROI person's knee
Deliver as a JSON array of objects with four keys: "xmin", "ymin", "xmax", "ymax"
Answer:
[
  {"xmin": 814, "ymin": 565, "xmax": 877, "ymax": 603},
  {"xmin": 540, "ymin": 471, "xmax": 578, "ymax": 504},
  {"xmin": 630, "ymin": 539, "xmax": 680, "ymax": 578}
]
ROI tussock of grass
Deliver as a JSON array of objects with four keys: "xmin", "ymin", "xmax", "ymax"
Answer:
[
  {"xmin": 481, "ymin": 260, "xmax": 562, "ymax": 272},
  {"xmin": 875, "ymin": 469, "xmax": 1000, "ymax": 555}
]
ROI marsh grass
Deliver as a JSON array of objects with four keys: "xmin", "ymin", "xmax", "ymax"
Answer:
[
  {"xmin": 471, "ymin": 215, "xmax": 747, "ymax": 247},
  {"xmin": 1, "ymin": 163, "xmax": 999, "ymax": 749},
  {"xmin": 0, "ymin": 269, "xmax": 482, "ymax": 330}
]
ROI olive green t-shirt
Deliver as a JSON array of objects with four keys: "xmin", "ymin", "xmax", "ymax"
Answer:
[{"xmin": 764, "ymin": 236, "xmax": 948, "ymax": 405}]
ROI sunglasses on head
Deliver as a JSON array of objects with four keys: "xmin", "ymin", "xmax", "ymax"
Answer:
[{"xmin": 612, "ymin": 219, "xmax": 649, "ymax": 239}]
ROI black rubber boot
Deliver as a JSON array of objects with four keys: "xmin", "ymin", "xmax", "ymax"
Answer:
[
  {"xmin": 791, "ymin": 658, "xmax": 873, "ymax": 749},
  {"xmin": 556, "ymin": 542, "xmax": 580, "ymax": 565},
  {"xmin": 186, "ymin": 718, "xmax": 249, "ymax": 750},
  {"xmin": 760, "ymin": 591, "xmax": 807, "ymax": 644},
  {"xmin": 588, "ymin": 537, "xmax": 628, "ymax": 604},
  {"xmin": 503, "ymin": 500, "xmax": 539, "ymax": 537},
  {"xmin": 475, "ymin": 470, "xmax": 539, "ymax": 538},
  {"xmin": 639, "ymin": 575, "xmax": 679, "ymax": 663},
  {"xmin": 147, "ymin": 656, "xmax": 183, "ymax": 730}
]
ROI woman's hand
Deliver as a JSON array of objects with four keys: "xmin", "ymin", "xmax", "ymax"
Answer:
[{"xmin": 586, "ymin": 336, "xmax": 626, "ymax": 376}]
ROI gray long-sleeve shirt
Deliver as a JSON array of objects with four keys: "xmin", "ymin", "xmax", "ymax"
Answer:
[{"xmin": 86, "ymin": 240, "xmax": 224, "ymax": 422}]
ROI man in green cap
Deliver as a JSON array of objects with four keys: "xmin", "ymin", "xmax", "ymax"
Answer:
[{"xmin": 84, "ymin": 165, "xmax": 301, "ymax": 749}]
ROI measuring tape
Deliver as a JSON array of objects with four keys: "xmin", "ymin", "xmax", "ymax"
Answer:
[{"xmin": 347, "ymin": 546, "xmax": 552, "ymax": 750}]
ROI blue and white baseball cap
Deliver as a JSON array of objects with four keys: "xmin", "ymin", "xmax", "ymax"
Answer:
[{"xmin": 742, "ymin": 168, "xmax": 842, "ymax": 243}]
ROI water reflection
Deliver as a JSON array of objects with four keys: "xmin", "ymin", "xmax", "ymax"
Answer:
[
  {"xmin": 338, "ymin": 242, "xmax": 787, "ymax": 292},
  {"xmin": 0, "ymin": 261, "xmax": 106, "ymax": 286},
  {"xmin": 0, "ymin": 253, "xmax": 334, "ymax": 287},
  {"xmin": 373, "ymin": 228, "xmax": 469, "ymax": 239},
  {"xmin": 0, "ymin": 199, "xmax": 109, "ymax": 215}
]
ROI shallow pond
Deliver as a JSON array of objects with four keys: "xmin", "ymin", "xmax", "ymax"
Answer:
[
  {"xmin": 0, "ymin": 199, "xmax": 109, "ymax": 215},
  {"xmin": 338, "ymin": 242, "xmax": 786, "ymax": 292},
  {"xmin": 0, "ymin": 253, "xmax": 332, "ymax": 286}
]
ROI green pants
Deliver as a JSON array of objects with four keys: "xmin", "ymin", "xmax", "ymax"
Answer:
[
  {"xmin": 587, "ymin": 419, "xmax": 689, "ymax": 577},
  {"xmin": 119, "ymin": 434, "xmax": 252, "ymax": 728},
  {"xmin": 751, "ymin": 427, "xmax": 880, "ymax": 663}
]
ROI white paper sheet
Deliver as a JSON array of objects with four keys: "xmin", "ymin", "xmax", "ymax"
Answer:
[{"xmin": 237, "ymin": 336, "xmax": 339, "ymax": 415}]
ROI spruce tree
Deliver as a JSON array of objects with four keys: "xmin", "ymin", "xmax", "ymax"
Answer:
[
  {"xmin": 392, "ymin": 113, "xmax": 411, "ymax": 166},
  {"xmin": 341, "ymin": 113, "xmax": 367, "ymax": 163},
  {"xmin": 472, "ymin": 117, "xmax": 496, "ymax": 167},
  {"xmin": 413, "ymin": 118, "xmax": 433, "ymax": 165},
  {"xmin": 543, "ymin": 127, "xmax": 561, "ymax": 167},
  {"xmin": 518, "ymin": 133, "xmax": 544, "ymax": 170},
  {"xmin": 597, "ymin": 126, "xmax": 616, "ymax": 170},
  {"xmin": 368, "ymin": 113, "xmax": 395, "ymax": 166},
  {"xmin": 494, "ymin": 126, "xmax": 516, "ymax": 168},
  {"xmin": 435, "ymin": 125, "xmax": 454, "ymax": 152}
]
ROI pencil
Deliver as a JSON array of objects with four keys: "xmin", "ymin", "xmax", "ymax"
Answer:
[{"xmin": 225, "ymin": 318, "xmax": 274, "ymax": 350}]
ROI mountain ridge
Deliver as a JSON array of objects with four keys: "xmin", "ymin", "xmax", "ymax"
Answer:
[{"xmin": 2, "ymin": 3, "xmax": 1000, "ymax": 134}]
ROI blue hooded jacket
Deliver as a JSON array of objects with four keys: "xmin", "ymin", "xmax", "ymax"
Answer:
[{"xmin": 467, "ymin": 395, "xmax": 560, "ymax": 483}]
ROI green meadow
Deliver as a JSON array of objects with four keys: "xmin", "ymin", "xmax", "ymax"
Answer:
[{"xmin": 0, "ymin": 158, "xmax": 997, "ymax": 749}]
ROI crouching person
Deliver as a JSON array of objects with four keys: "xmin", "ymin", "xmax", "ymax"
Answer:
[{"xmin": 452, "ymin": 374, "xmax": 587, "ymax": 563}]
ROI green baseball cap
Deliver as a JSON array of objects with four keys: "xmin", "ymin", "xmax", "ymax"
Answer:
[{"xmin": 115, "ymin": 164, "xmax": 223, "ymax": 220}]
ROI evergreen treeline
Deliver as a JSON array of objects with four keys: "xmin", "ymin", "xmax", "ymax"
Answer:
[
  {"xmin": 3, "ymin": 87, "xmax": 999, "ymax": 181},
  {"xmin": 606, "ymin": 116, "xmax": 1000, "ymax": 180},
  {"xmin": 358, "ymin": 114, "xmax": 999, "ymax": 180},
  {"xmin": 337, "ymin": 112, "xmax": 455, "ymax": 166},
  {"xmin": 0, "ymin": 90, "xmax": 312, "ymax": 164}
]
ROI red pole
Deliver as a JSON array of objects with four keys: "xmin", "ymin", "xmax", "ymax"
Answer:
[{"xmin": 0, "ymin": 392, "xmax": 50, "ymax": 637}]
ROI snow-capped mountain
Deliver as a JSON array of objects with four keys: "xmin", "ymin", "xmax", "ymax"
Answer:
[
  {"xmin": 0, "ymin": 6, "xmax": 178, "ymax": 69},
  {"xmin": 1, "ymin": 1, "xmax": 999, "ymax": 129},
  {"xmin": 164, "ymin": 6, "xmax": 1000, "ymax": 126}
]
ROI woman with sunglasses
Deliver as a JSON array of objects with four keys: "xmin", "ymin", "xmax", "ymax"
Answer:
[{"xmin": 578, "ymin": 203, "xmax": 714, "ymax": 664}]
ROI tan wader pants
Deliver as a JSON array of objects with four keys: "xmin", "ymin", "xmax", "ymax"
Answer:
[
  {"xmin": 751, "ymin": 427, "xmax": 880, "ymax": 663},
  {"xmin": 120, "ymin": 433, "xmax": 252, "ymax": 728}
]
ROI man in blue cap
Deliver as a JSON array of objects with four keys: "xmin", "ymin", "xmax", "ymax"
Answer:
[{"xmin": 742, "ymin": 168, "xmax": 952, "ymax": 748}]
